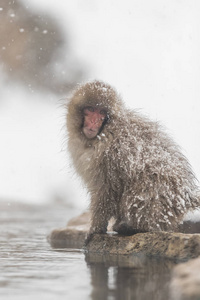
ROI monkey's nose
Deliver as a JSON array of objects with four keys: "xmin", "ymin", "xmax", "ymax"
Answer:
[{"xmin": 91, "ymin": 119, "xmax": 100, "ymax": 125}]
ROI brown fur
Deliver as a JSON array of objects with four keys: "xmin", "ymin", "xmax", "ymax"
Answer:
[{"xmin": 66, "ymin": 80, "xmax": 200, "ymax": 237}]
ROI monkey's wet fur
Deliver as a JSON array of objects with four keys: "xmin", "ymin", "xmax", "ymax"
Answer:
[{"xmin": 66, "ymin": 80, "xmax": 200, "ymax": 245}]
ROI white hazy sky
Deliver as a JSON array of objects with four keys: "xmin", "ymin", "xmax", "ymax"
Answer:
[{"xmin": 0, "ymin": 0, "xmax": 200, "ymax": 209}]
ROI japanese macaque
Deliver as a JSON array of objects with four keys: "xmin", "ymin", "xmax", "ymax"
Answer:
[{"xmin": 66, "ymin": 80, "xmax": 200, "ymax": 242}]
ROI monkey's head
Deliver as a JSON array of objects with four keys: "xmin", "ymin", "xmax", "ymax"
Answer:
[{"xmin": 67, "ymin": 80, "xmax": 123, "ymax": 140}]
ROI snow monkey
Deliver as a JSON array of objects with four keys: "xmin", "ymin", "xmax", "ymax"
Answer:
[{"xmin": 66, "ymin": 80, "xmax": 200, "ymax": 243}]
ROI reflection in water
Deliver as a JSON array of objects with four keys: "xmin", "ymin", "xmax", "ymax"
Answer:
[
  {"xmin": 0, "ymin": 202, "xmax": 175, "ymax": 300},
  {"xmin": 0, "ymin": 202, "xmax": 91, "ymax": 300},
  {"xmin": 86, "ymin": 253, "xmax": 175, "ymax": 300}
]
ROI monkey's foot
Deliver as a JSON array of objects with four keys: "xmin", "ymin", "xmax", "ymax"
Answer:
[{"xmin": 113, "ymin": 222, "xmax": 146, "ymax": 236}]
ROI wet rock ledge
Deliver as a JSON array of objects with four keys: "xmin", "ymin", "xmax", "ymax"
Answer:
[{"xmin": 48, "ymin": 212, "xmax": 200, "ymax": 261}]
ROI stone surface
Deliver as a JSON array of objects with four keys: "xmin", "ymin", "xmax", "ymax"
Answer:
[
  {"xmin": 48, "ymin": 212, "xmax": 200, "ymax": 261},
  {"xmin": 48, "ymin": 212, "xmax": 89, "ymax": 248},
  {"xmin": 86, "ymin": 232, "xmax": 200, "ymax": 261},
  {"xmin": 170, "ymin": 257, "xmax": 200, "ymax": 300},
  {"xmin": 179, "ymin": 220, "xmax": 200, "ymax": 234},
  {"xmin": 49, "ymin": 227, "xmax": 87, "ymax": 248},
  {"xmin": 67, "ymin": 211, "xmax": 91, "ymax": 227}
]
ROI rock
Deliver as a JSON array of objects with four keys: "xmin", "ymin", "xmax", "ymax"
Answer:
[
  {"xmin": 170, "ymin": 257, "xmax": 200, "ymax": 300},
  {"xmin": 48, "ymin": 212, "xmax": 200, "ymax": 261},
  {"xmin": 49, "ymin": 227, "xmax": 87, "ymax": 248},
  {"xmin": 179, "ymin": 221, "xmax": 200, "ymax": 234},
  {"xmin": 86, "ymin": 232, "xmax": 200, "ymax": 261},
  {"xmin": 67, "ymin": 211, "xmax": 91, "ymax": 228},
  {"xmin": 48, "ymin": 211, "xmax": 90, "ymax": 248}
]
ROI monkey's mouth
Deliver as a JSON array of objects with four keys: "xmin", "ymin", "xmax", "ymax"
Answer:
[{"xmin": 83, "ymin": 127, "xmax": 98, "ymax": 139}]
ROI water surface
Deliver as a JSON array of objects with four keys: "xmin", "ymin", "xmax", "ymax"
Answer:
[{"xmin": 0, "ymin": 202, "xmax": 175, "ymax": 299}]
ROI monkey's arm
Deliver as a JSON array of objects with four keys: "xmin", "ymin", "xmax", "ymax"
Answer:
[
  {"xmin": 90, "ymin": 199, "xmax": 110, "ymax": 234},
  {"xmin": 85, "ymin": 193, "xmax": 113, "ymax": 245},
  {"xmin": 84, "ymin": 214, "xmax": 108, "ymax": 247}
]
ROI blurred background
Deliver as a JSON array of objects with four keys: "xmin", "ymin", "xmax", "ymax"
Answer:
[{"xmin": 0, "ymin": 0, "xmax": 200, "ymax": 211}]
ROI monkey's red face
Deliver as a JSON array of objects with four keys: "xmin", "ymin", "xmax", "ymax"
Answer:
[{"xmin": 82, "ymin": 106, "xmax": 107, "ymax": 139}]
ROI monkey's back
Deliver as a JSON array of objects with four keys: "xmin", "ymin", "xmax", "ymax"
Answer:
[{"xmin": 104, "ymin": 110, "xmax": 200, "ymax": 231}]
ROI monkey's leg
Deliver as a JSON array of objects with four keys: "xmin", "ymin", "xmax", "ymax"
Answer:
[
  {"xmin": 112, "ymin": 190, "xmax": 148, "ymax": 235},
  {"xmin": 84, "ymin": 199, "xmax": 111, "ymax": 246},
  {"xmin": 84, "ymin": 217, "xmax": 108, "ymax": 247},
  {"xmin": 89, "ymin": 211, "xmax": 108, "ymax": 235}
]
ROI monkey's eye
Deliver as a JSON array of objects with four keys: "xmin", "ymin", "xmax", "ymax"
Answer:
[
  {"xmin": 100, "ymin": 109, "xmax": 107, "ymax": 116},
  {"xmin": 86, "ymin": 106, "xmax": 94, "ymax": 112}
]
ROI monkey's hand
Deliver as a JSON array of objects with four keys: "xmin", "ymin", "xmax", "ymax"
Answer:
[{"xmin": 84, "ymin": 227, "xmax": 107, "ymax": 248}]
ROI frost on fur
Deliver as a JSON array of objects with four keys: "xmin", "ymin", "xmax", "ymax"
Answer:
[{"xmin": 66, "ymin": 80, "xmax": 200, "ymax": 236}]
